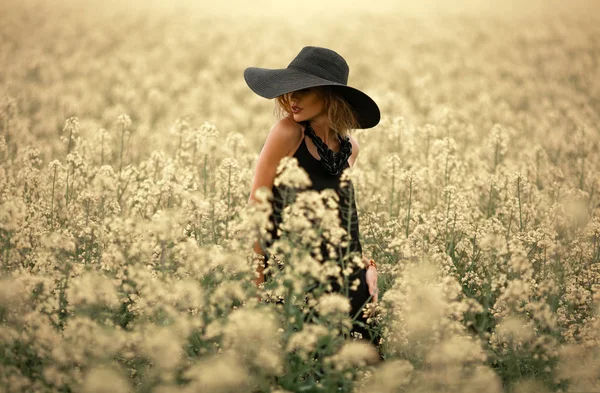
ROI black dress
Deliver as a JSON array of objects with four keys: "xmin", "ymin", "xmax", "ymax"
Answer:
[{"xmin": 260, "ymin": 121, "xmax": 379, "ymax": 346}]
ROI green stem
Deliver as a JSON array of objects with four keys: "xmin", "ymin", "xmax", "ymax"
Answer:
[
  {"xmin": 444, "ymin": 191, "xmax": 451, "ymax": 245},
  {"xmin": 579, "ymin": 157, "xmax": 585, "ymax": 190},
  {"xmin": 517, "ymin": 176, "xmax": 523, "ymax": 231},
  {"xmin": 154, "ymin": 158, "xmax": 159, "ymax": 183},
  {"xmin": 444, "ymin": 142, "xmax": 450, "ymax": 186},
  {"xmin": 405, "ymin": 179, "xmax": 412, "ymax": 238},
  {"xmin": 487, "ymin": 184, "xmax": 494, "ymax": 218},
  {"xmin": 118, "ymin": 123, "xmax": 126, "ymax": 199},
  {"xmin": 203, "ymin": 154, "xmax": 208, "ymax": 199},
  {"xmin": 65, "ymin": 157, "xmax": 71, "ymax": 209},
  {"xmin": 67, "ymin": 128, "xmax": 73, "ymax": 156},
  {"xmin": 56, "ymin": 264, "xmax": 72, "ymax": 330},
  {"xmin": 117, "ymin": 170, "xmax": 133, "ymax": 204},
  {"xmin": 4, "ymin": 233, "xmax": 11, "ymax": 267},
  {"xmin": 341, "ymin": 186, "xmax": 355, "ymax": 298},
  {"xmin": 494, "ymin": 140, "xmax": 500, "ymax": 171},
  {"xmin": 535, "ymin": 151, "xmax": 541, "ymax": 187},
  {"xmin": 118, "ymin": 123, "xmax": 125, "ymax": 178},
  {"xmin": 211, "ymin": 200, "xmax": 216, "ymax": 244},
  {"xmin": 282, "ymin": 286, "xmax": 294, "ymax": 343},
  {"xmin": 50, "ymin": 167, "xmax": 57, "ymax": 229},
  {"xmin": 225, "ymin": 165, "xmax": 231, "ymax": 239},
  {"xmin": 506, "ymin": 210, "xmax": 513, "ymax": 241},
  {"xmin": 85, "ymin": 201, "xmax": 90, "ymax": 264},
  {"xmin": 100, "ymin": 132, "xmax": 104, "ymax": 166},
  {"xmin": 389, "ymin": 160, "xmax": 396, "ymax": 218}
]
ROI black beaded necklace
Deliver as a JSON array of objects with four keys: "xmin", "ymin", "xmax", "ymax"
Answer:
[{"xmin": 303, "ymin": 121, "xmax": 352, "ymax": 176}]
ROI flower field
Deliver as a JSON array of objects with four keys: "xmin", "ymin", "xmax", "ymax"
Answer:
[{"xmin": 1, "ymin": 0, "xmax": 600, "ymax": 392}]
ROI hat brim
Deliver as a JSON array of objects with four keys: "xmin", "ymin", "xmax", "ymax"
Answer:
[{"xmin": 244, "ymin": 66, "xmax": 380, "ymax": 129}]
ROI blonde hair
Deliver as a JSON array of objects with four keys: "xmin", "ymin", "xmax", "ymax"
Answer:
[{"xmin": 274, "ymin": 86, "xmax": 360, "ymax": 139}]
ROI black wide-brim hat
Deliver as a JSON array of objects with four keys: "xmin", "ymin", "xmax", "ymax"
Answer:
[{"xmin": 244, "ymin": 46, "xmax": 380, "ymax": 129}]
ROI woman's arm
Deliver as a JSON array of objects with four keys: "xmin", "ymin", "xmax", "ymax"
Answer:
[{"xmin": 248, "ymin": 116, "xmax": 303, "ymax": 287}]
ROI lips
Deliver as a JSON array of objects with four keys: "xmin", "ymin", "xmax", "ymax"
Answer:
[{"xmin": 292, "ymin": 106, "xmax": 302, "ymax": 114}]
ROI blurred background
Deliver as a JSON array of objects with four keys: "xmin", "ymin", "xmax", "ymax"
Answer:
[{"xmin": 1, "ymin": 0, "xmax": 598, "ymax": 160}]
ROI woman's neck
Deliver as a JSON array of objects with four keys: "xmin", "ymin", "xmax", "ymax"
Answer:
[{"xmin": 307, "ymin": 119, "xmax": 337, "ymax": 145}]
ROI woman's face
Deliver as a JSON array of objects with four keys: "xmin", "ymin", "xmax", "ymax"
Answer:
[{"xmin": 288, "ymin": 87, "xmax": 327, "ymax": 123}]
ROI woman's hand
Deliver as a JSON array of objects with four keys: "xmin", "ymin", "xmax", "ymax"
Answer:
[{"xmin": 362, "ymin": 256, "xmax": 378, "ymax": 303}]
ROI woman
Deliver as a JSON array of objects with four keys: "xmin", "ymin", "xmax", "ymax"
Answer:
[{"xmin": 245, "ymin": 46, "xmax": 381, "ymax": 345}]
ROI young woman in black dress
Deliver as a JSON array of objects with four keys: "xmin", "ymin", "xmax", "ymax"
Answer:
[{"xmin": 245, "ymin": 46, "xmax": 381, "ymax": 346}]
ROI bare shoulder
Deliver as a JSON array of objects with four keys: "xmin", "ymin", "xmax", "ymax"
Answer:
[
  {"xmin": 348, "ymin": 134, "xmax": 360, "ymax": 167},
  {"xmin": 265, "ymin": 115, "xmax": 304, "ymax": 156},
  {"xmin": 348, "ymin": 134, "xmax": 360, "ymax": 154},
  {"xmin": 250, "ymin": 115, "xmax": 304, "ymax": 204}
]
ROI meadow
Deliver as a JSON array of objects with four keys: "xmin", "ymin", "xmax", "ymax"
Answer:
[{"xmin": 1, "ymin": 0, "xmax": 600, "ymax": 392}]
